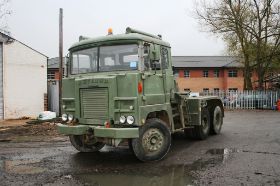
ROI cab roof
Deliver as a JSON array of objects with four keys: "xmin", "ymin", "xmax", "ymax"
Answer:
[{"xmin": 69, "ymin": 32, "xmax": 171, "ymax": 51}]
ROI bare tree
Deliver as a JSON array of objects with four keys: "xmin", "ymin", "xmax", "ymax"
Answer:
[
  {"xmin": 0, "ymin": 0, "xmax": 11, "ymax": 34},
  {"xmin": 195, "ymin": 0, "xmax": 280, "ymax": 90}
]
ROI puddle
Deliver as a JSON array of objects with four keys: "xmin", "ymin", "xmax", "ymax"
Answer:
[
  {"xmin": 3, "ymin": 159, "xmax": 47, "ymax": 174},
  {"xmin": 206, "ymin": 148, "xmax": 240, "ymax": 155},
  {"xmin": 74, "ymin": 165, "xmax": 196, "ymax": 186},
  {"xmin": 206, "ymin": 148, "xmax": 240, "ymax": 163}
]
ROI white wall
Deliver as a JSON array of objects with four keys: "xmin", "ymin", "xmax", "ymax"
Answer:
[{"xmin": 3, "ymin": 40, "xmax": 47, "ymax": 119}]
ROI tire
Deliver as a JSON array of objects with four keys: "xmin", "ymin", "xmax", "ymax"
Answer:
[
  {"xmin": 69, "ymin": 135, "xmax": 105, "ymax": 152},
  {"xmin": 131, "ymin": 118, "xmax": 171, "ymax": 162},
  {"xmin": 211, "ymin": 106, "xmax": 223, "ymax": 135},
  {"xmin": 128, "ymin": 139, "xmax": 134, "ymax": 152},
  {"xmin": 184, "ymin": 128, "xmax": 196, "ymax": 139},
  {"xmin": 193, "ymin": 108, "xmax": 210, "ymax": 140}
]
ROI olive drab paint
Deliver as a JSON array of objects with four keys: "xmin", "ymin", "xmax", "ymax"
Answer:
[{"xmin": 57, "ymin": 27, "xmax": 224, "ymax": 160}]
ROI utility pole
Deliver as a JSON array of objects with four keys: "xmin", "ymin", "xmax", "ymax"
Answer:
[{"xmin": 59, "ymin": 8, "xmax": 63, "ymax": 116}]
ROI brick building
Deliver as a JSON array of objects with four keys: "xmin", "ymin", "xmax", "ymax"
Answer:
[
  {"xmin": 47, "ymin": 57, "xmax": 65, "ymax": 80},
  {"xmin": 172, "ymin": 56, "xmax": 256, "ymax": 92}
]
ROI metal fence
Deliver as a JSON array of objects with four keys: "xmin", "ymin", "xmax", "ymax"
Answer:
[
  {"xmin": 200, "ymin": 90, "xmax": 280, "ymax": 110},
  {"xmin": 47, "ymin": 80, "xmax": 279, "ymax": 112},
  {"xmin": 47, "ymin": 80, "xmax": 59, "ymax": 115}
]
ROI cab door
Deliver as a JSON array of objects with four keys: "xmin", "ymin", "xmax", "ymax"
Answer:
[{"xmin": 160, "ymin": 46, "xmax": 174, "ymax": 103}]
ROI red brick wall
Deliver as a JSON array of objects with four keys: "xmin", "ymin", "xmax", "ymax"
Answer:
[
  {"xmin": 55, "ymin": 71, "xmax": 60, "ymax": 80},
  {"xmin": 176, "ymin": 68, "xmax": 245, "ymax": 92}
]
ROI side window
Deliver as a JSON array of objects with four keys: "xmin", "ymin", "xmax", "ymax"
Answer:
[
  {"xmin": 161, "ymin": 47, "xmax": 169, "ymax": 69},
  {"xmin": 143, "ymin": 45, "xmax": 150, "ymax": 71},
  {"xmin": 72, "ymin": 54, "xmax": 91, "ymax": 74}
]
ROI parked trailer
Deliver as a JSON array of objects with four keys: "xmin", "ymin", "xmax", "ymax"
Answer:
[{"xmin": 57, "ymin": 28, "xmax": 224, "ymax": 161}]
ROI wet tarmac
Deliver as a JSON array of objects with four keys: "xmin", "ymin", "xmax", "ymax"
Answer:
[{"xmin": 0, "ymin": 111, "xmax": 280, "ymax": 185}]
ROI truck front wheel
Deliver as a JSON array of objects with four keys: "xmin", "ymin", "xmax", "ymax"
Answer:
[
  {"xmin": 131, "ymin": 118, "xmax": 171, "ymax": 162},
  {"xmin": 69, "ymin": 135, "xmax": 105, "ymax": 152}
]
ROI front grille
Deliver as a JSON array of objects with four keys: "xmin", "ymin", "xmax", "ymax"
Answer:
[{"xmin": 80, "ymin": 88, "xmax": 108, "ymax": 119}]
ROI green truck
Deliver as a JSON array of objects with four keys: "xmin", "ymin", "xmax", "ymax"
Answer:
[{"xmin": 57, "ymin": 27, "xmax": 224, "ymax": 162}]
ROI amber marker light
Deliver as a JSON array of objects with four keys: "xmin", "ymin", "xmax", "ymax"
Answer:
[
  {"xmin": 105, "ymin": 121, "xmax": 110, "ymax": 128},
  {"xmin": 108, "ymin": 28, "xmax": 113, "ymax": 35},
  {"xmin": 138, "ymin": 82, "xmax": 143, "ymax": 93}
]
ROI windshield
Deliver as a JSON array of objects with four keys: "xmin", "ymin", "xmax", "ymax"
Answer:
[{"xmin": 71, "ymin": 44, "xmax": 139, "ymax": 74}]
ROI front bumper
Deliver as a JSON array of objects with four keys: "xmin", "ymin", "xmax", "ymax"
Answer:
[{"xmin": 56, "ymin": 123, "xmax": 139, "ymax": 139}]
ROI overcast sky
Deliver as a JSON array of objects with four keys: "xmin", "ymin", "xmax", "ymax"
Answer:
[{"xmin": 8, "ymin": 0, "xmax": 226, "ymax": 58}]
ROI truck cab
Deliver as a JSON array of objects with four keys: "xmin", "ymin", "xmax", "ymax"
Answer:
[{"xmin": 57, "ymin": 27, "xmax": 224, "ymax": 162}]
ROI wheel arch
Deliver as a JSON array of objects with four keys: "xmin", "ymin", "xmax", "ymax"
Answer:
[{"xmin": 145, "ymin": 110, "xmax": 171, "ymax": 129}]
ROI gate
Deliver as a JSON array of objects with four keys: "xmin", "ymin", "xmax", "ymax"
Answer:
[
  {"xmin": 47, "ymin": 80, "xmax": 59, "ymax": 115},
  {"xmin": 200, "ymin": 90, "xmax": 280, "ymax": 110}
]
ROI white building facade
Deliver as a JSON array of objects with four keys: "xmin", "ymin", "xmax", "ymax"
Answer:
[{"xmin": 0, "ymin": 32, "xmax": 48, "ymax": 119}]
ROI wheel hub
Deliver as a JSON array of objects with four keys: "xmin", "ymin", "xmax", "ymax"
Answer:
[{"xmin": 142, "ymin": 129, "xmax": 164, "ymax": 152}]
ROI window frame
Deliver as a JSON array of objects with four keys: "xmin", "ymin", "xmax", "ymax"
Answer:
[
  {"xmin": 70, "ymin": 44, "xmax": 140, "ymax": 75},
  {"xmin": 214, "ymin": 69, "xmax": 220, "ymax": 77},
  {"xmin": 228, "ymin": 88, "xmax": 238, "ymax": 92},
  {"xmin": 160, "ymin": 47, "xmax": 169, "ymax": 70},
  {"xmin": 203, "ymin": 70, "xmax": 209, "ymax": 77},
  {"xmin": 228, "ymin": 69, "xmax": 238, "ymax": 77},
  {"xmin": 173, "ymin": 69, "xmax": 179, "ymax": 78},
  {"xmin": 47, "ymin": 71, "xmax": 55, "ymax": 80},
  {"xmin": 184, "ymin": 70, "xmax": 190, "ymax": 78},
  {"xmin": 203, "ymin": 88, "xmax": 209, "ymax": 93}
]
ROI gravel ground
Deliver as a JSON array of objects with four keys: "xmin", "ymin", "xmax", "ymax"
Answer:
[{"xmin": 0, "ymin": 110, "xmax": 279, "ymax": 186}]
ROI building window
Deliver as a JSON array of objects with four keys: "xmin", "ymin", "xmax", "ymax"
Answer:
[
  {"xmin": 203, "ymin": 70, "xmax": 209, "ymax": 77},
  {"xmin": 184, "ymin": 70, "xmax": 190, "ymax": 77},
  {"xmin": 47, "ymin": 71, "xmax": 55, "ymax": 79},
  {"xmin": 184, "ymin": 88, "xmax": 190, "ymax": 92},
  {"xmin": 173, "ymin": 70, "xmax": 179, "ymax": 78},
  {"xmin": 214, "ymin": 70, "xmax": 219, "ymax": 77},
  {"xmin": 228, "ymin": 88, "xmax": 238, "ymax": 92},
  {"xmin": 203, "ymin": 88, "xmax": 209, "ymax": 93},
  {"xmin": 214, "ymin": 88, "xmax": 220, "ymax": 92},
  {"xmin": 228, "ymin": 70, "xmax": 238, "ymax": 77},
  {"xmin": 269, "ymin": 72, "xmax": 274, "ymax": 77}
]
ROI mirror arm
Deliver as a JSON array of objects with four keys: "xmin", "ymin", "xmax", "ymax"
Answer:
[{"xmin": 65, "ymin": 53, "xmax": 69, "ymax": 77}]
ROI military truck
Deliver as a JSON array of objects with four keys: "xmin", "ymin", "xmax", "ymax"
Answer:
[{"xmin": 57, "ymin": 27, "xmax": 224, "ymax": 162}]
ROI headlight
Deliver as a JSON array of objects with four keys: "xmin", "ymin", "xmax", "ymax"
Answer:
[
  {"xmin": 119, "ymin": 116, "xmax": 126, "ymax": 124},
  {"xmin": 127, "ymin": 116, "xmax": 134, "ymax": 125},
  {"xmin": 62, "ymin": 114, "xmax": 68, "ymax": 121},
  {"xmin": 68, "ymin": 114, "xmax": 74, "ymax": 121}
]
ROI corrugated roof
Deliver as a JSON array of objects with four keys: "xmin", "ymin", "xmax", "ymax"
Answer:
[
  {"xmin": 48, "ymin": 57, "xmax": 66, "ymax": 68},
  {"xmin": 172, "ymin": 56, "xmax": 243, "ymax": 68}
]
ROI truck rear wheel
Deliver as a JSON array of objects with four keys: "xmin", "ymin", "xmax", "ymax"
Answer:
[
  {"xmin": 69, "ymin": 135, "xmax": 105, "ymax": 152},
  {"xmin": 131, "ymin": 118, "xmax": 171, "ymax": 162},
  {"xmin": 211, "ymin": 106, "xmax": 223, "ymax": 134},
  {"xmin": 193, "ymin": 108, "xmax": 210, "ymax": 140}
]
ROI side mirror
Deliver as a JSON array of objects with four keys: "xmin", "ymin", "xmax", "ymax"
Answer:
[
  {"xmin": 143, "ymin": 43, "xmax": 150, "ymax": 56},
  {"xmin": 151, "ymin": 60, "xmax": 161, "ymax": 70},
  {"xmin": 149, "ymin": 44, "xmax": 160, "ymax": 62}
]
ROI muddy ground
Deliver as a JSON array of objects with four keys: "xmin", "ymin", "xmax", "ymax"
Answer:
[{"xmin": 0, "ymin": 111, "xmax": 279, "ymax": 186}]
